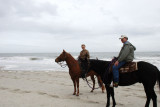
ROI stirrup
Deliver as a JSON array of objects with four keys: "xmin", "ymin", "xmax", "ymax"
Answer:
[{"xmin": 113, "ymin": 82, "xmax": 118, "ymax": 88}]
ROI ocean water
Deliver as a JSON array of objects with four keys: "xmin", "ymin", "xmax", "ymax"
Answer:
[{"xmin": 0, "ymin": 52, "xmax": 160, "ymax": 71}]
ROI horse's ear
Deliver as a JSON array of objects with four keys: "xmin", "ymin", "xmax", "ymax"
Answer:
[{"xmin": 63, "ymin": 49, "xmax": 66, "ymax": 53}]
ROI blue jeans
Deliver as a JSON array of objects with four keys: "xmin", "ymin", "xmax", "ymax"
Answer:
[{"xmin": 112, "ymin": 61, "xmax": 126, "ymax": 83}]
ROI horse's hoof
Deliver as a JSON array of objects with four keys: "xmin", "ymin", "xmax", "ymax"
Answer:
[
  {"xmin": 76, "ymin": 94, "xmax": 79, "ymax": 96},
  {"xmin": 112, "ymin": 103, "xmax": 116, "ymax": 107},
  {"xmin": 102, "ymin": 90, "xmax": 104, "ymax": 93},
  {"xmin": 73, "ymin": 93, "xmax": 76, "ymax": 95},
  {"xmin": 90, "ymin": 90, "xmax": 93, "ymax": 92},
  {"xmin": 106, "ymin": 103, "xmax": 110, "ymax": 107}
]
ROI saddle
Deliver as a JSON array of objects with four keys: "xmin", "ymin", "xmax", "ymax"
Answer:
[{"xmin": 119, "ymin": 62, "xmax": 138, "ymax": 73}]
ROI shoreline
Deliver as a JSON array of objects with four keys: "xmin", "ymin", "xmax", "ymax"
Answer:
[
  {"xmin": 0, "ymin": 71, "xmax": 160, "ymax": 107},
  {"xmin": 0, "ymin": 70, "xmax": 68, "ymax": 73}
]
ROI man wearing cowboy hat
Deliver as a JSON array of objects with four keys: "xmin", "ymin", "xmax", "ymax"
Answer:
[{"xmin": 112, "ymin": 35, "xmax": 136, "ymax": 87}]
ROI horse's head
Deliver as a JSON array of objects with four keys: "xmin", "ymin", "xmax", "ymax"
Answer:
[{"xmin": 55, "ymin": 50, "xmax": 67, "ymax": 63}]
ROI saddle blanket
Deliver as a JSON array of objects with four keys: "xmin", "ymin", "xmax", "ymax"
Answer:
[{"xmin": 119, "ymin": 62, "xmax": 138, "ymax": 73}]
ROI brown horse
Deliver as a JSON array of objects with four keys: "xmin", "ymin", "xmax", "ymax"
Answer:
[{"xmin": 55, "ymin": 50, "xmax": 105, "ymax": 96}]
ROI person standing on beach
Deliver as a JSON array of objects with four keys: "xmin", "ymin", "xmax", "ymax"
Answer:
[
  {"xmin": 112, "ymin": 35, "xmax": 136, "ymax": 87},
  {"xmin": 78, "ymin": 44, "xmax": 90, "ymax": 78}
]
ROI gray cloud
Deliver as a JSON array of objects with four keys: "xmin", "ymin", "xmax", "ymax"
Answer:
[
  {"xmin": 0, "ymin": 0, "xmax": 160, "ymax": 53},
  {"xmin": 0, "ymin": 0, "xmax": 57, "ymax": 17}
]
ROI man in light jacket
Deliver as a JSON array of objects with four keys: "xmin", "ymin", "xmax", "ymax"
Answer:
[{"xmin": 113, "ymin": 35, "xmax": 136, "ymax": 87}]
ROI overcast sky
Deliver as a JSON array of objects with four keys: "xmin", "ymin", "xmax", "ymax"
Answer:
[{"xmin": 0, "ymin": 0, "xmax": 160, "ymax": 53}]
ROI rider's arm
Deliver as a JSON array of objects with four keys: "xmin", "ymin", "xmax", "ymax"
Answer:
[{"xmin": 86, "ymin": 50, "xmax": 90, "ymax": 59}]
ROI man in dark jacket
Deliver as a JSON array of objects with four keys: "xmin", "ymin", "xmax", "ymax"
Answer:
[
  {"xmin": 78, "ymin": 44, "xmax": 90, "ymax": 78},
  {"xmin": 113, "ymin": 35, "xmax": 136, "ymax": 87}
]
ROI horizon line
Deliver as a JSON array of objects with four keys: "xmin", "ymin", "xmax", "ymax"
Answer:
[{"xmin": 0, "ymin": 51, "xmax": 159, "ymax": 54}]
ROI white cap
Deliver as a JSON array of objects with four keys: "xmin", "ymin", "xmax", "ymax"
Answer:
[{"xmin": 119, "ymin": 35, "xmax": 128, "ymax": 39}]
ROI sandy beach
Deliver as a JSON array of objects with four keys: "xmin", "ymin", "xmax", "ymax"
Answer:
[{"xmin": 0, "ymin": 71, "xmax": 160, "ymax": 107}]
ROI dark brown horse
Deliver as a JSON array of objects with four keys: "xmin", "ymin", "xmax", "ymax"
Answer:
[
  {"xmin": 55, "ymin": 50, "xmax": 105, "ymax": 96},
  {"xmin": 89, "ymin": 59, "xmax": 160, "ymax": 107}
]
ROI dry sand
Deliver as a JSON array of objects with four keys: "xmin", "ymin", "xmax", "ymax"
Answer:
[{"xmin": 0, "ymin": 71, "xmax": 160, "ymax": 107}]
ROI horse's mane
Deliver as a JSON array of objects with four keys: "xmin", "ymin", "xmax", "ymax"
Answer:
[
  {"xmin": 89, "ymin": 59, "xmax": 110, "ymax": 72},
  {"xmin": 66, "ymin": 52, "xmax": 77, "ymax": 63},
  {"xmin": 89, "ymin": 59, "xmax": 110, "ymax": 84},
  {"xmin": 89, "ymin": 59, "xmax": 110, "ymax": 66}
]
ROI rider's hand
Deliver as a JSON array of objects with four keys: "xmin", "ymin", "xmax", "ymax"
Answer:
[
  {"xmin": 114, "ymin": 61, "xmax": 119, "ymax": 66},
  {"xmin": 112, "ymin": 57, "xmax": 117, "ymax": 61}
]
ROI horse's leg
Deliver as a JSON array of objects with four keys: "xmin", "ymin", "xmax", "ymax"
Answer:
[
  {"xmin": 110, "ymin": 87, "xmax": 116, "ymax": 107},
  {"xmin": 72, "ymin": 78, "xmax": 76, "ymax": 95},
  {"xmin": 145, "ymin": 90, "xmax": 152, "ymax": 107},
  {"xmin": 76, "ymin": 78, "xmax": 79, "ymax": 96},
  {"xmin": 151, "ymin": 89, "xmax": 157, "ymax": 107},
  {"xmin": 97, "ymin": 75, "xmax": 105, "ymax": 93},
  {"xmin": 143, "ymin": 84, "xmax": 152, "ymax": 107},
  {"xmin": 90, "ymin": 75, "xmax": 95, "ymax": 92},
  {"xmin": 106, "ymin": 85, "xmax": 111, "ymax": 107}
]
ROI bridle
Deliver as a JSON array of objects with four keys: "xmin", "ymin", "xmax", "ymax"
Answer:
[
  {"xmin": 58, "ymin": 61, "xmax": 67, "ymax": 68},
  {"xmin": 57, "ymin": 52, "xmax": 67, "ymax": 68}
]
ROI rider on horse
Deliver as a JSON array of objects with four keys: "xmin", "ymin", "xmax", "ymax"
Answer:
[
  {"xmin": 113, "ymin": 35, "xmax": 136, "ymax": 87},
  {"xmin": 78, "ymin": 44, "xmax": 90, "ymax": 78}
]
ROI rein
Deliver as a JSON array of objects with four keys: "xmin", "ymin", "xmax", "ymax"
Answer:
[
  {"xmin": 85, "ymin": 62, "xmax": 100, "ymax": 89},
  {"xmin": 103, "ymin": 58, "xmax": 117, "ymax": 83},
  {"xmin": 85, "ymin": 77, "xmax": 100, "ymax": 89}
]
